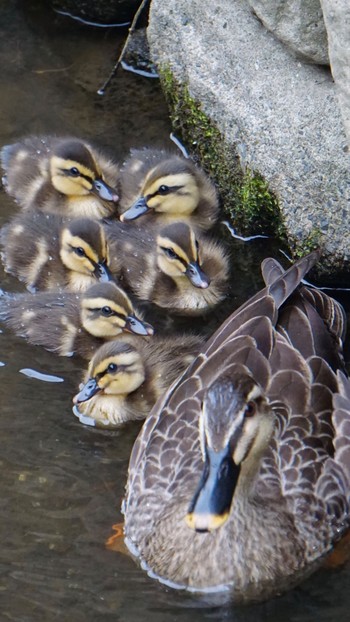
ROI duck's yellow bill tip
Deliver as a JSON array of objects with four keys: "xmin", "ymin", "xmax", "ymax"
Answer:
[{"xmin": 185, "ymin": 511, "xmax": 229, "ymax": 532}]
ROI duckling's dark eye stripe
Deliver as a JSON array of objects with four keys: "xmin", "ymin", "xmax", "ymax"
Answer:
[
  {"xmin": 88, "ymin": 307, "xmax": 127, "ymax": 320},
  {"xmin": 60, "ymin": 168, "xmax": 93, "ymax": 183},
  {"xmin": 146, "ymin": 185, "xmax": 182, "ymax": 200},
  {"xmin": 160, "ymin": 246, "xmax": 188, "ymax": 267}
]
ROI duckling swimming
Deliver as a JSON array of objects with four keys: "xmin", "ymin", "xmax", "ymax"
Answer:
[
  {"xmin": 1, "ymin": 136, "xmax": 119, "ymax": 218},
  {"xmin": 73, "ymin": 334, "xmax": 203, "ymax": 427},
  {"xmin": 0, "ymin": 211, "xmax": 113, "ymax": 292},
  {"xmin": 118, "ymin": 148, "xmax": 219, "ymax": 231},
  {"xmin": 105, "ymin": 220, "xmax": 230, "ymax": 315},
  {"xmin": 0, "ymin": 282, "xmax": 153, "ymax": 358}
]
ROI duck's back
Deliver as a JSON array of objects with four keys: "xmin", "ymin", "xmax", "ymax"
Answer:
[
  {"xmin": 0, "ymin": 289, "xmax": 85, "ymax": 356},
  {"xmin": 1, "ymin": 136, "xmax": 55, "ymax": 208},
  {"xmin": 0, "ymin": 211, "xmax": 66, "ymax": 291},
  {"xmin": 124, "ymin": 252, "xmax": 350, "ymax": 598}
]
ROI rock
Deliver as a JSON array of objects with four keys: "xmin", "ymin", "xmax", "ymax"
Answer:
[
  {"xmin": 147, "ymin": 0, "xmax": 350, "ymax": 274},
  {"xmin": 49, "ymin": 0, "xmax": 143, "ymax": 25},
  {"xmin": 320, "ymin": 0, "xmax": 350, "ymax": 147},
  {"xmin": 246, "ymin": 0, "xmax": 329, "ymax": 65}
]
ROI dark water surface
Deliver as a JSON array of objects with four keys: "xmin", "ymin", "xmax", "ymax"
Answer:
[{"xmin": 1, "ymin": 2, "xmax": 350, "ymax": 621}]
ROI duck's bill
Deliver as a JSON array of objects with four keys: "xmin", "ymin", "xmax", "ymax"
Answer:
[
  {"xmin": 92, "ymin": 178, "xmax": 119, "ymax": 202},
  {"xmin": 120, "ymin": 197, "xmax": 149, "ymax": 221},
  {"xmin": 94, "ymin": 261, "xmax": 112, "ymax": 282},
  {"xmin": 185, "ymin": 446, "xmax": 240, "ymax": 532},
  {"xmin": 73, "ymin": 378, "xmax": 101, "ymax": 404},
  {"xmin": 125, "ymin": 315, "xmax": 154, "ymax": 336},
  {"xmin": 185, "ymin": 262, "xmax": 211, "ymax": 289}
]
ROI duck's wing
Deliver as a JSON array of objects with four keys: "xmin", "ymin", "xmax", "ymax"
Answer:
[{"xmin": 126, "ymin": 253, "xmax": 321, "ymax": 505}]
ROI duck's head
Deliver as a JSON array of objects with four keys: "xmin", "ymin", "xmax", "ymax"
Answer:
[
  {"xmin": 120, "ymin": 157, "xmax": 202, "ymax": 221},
  {"xmin": 156, "ymin": 222, "xmax": 210, "ymax": 289},
  {"xmin": 186, "ymin": 373, "xmax": 273, "ymax": 533},
  {"xmin": 80, "ymin": 282, "xmax": 154, "ymax": 338},
  {"xmin": 59, "ymin": 218, "xmax": 111, "ymax": 281},
  {"xmin": 73, "ymin": 341, "xmax": 145, "ymax": 404},
  {"xmin": 50, "ymin": 139, "xmax": 119, "ymax": 204}
]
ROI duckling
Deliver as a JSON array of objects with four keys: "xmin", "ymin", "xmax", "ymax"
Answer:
[
  {"xmin": 1, "ymin": 135, "xmax": 119, "ymax": 218},
  {"xmin": 72, "ymin": 334, "xmax": 203, "ymax": 427},
  {"xmin": 105, "ymin": 220, "xmax": 230, "ymax": 315},
  {"xmin": 0, "ymin": 211, "xmax": 114, "ymax": 292},
  {"xmin": 0, "ymin": 282, "xmax": 154, "ymax": 358},
  {"xmin": 118, "ymin": 148, "xmax": 219, "ymax": 231}
]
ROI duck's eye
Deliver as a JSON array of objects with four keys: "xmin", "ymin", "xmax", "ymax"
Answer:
[
  {"xmin": 244, "ymin": 401, "xmax": 256, "ymax": 418},
  {"xmin": 107, "ymin": 363, "xmax": 118, "ymax": 373},
  {"xmin": 158, "ymin": 185, "xmax": 170, "ymax": 195},
  {"xmin": 70, "ymin": 167, "xmax": 80, "ymax": 176},
  {"xmin": 74, "ymin": 247, "xmax": 86, "ymax": 257},
  {"xmin": 162, "ymin": 247, "xmax": 177, "ymax": 259},
  {"xmin": 101, "ymin": 306, "xmax": 113, "ymax": 316}
]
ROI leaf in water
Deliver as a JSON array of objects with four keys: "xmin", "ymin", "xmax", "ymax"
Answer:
[{"xmin": 19, "ymin": 368, "xmax": 64, "ymax": 383}]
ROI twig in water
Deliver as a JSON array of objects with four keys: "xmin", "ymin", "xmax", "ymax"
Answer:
[{"xmin": 97, "ymin": 0, "xmax": 149, "ymax": 95}]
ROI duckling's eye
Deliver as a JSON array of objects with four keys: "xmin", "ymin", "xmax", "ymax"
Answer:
[
  {"xmin": 244, "ymin": 401, "xmax": 256, "ymax": 418},
  {"xmin": 158, "ymin": 185, "xmax": 170, "ymax": 195},
  {"xmin": 74, "ymin": 247, "xmax": 86, "ymax": 257},
  {"xmin": 70, "ymin": 167, "xmax": 80, "ymax": 176},
  {"xmin": 162, "ymin": 247, "xmax": 177, "ymax": 259},
  {"xmin": 101, "ymin": 306, "xmax": 113, "ymax": 316},
  {"xmin": 107, "ymin": 363, "xmax": 118, "ymax": 373}
]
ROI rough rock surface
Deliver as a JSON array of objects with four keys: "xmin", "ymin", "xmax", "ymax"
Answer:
[
  {"xmin": 147, "ymin": 0, "xmax": 350, "ymax": 272},
  {"xmin": 321, "ymin": 0, "xmax": 350, "ymax": 147},
  {"xmin": 247, "ymin": 0, "xmax": 329, "ymax": 64}
]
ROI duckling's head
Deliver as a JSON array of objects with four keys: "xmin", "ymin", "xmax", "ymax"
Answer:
[
  {"xmin": 80, "ymin": 282, "xmax": 154, "ymax": 338},
  {"xmin": 73, "ymin": 341, "xmax": 145, "ymax": 404},
  {"xmin": 59, "ymin": 218, "xmax": 111, "ymax": 281},
  {"xmin": 186, "ymin": 372, "xmax": 273, "ymax": 533},
  {"xmin": 120, "ymin": 157, "xmax": 202, "ymax": 221},
  {"xmin": 50, "ymin": 139, "xmax": 119, "ymax": 203},
  {"xmin": 156, "ymin": 222, "xmax": 210, "ymax": 288}
]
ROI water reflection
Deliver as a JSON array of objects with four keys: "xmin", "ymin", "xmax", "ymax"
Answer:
[{"xmin": 0, "ymin": 1, "xmax": 350, "ymax": 621}]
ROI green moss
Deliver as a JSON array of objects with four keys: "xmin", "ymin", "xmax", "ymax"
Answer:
[
  {"xmin": 159, "ymin": 65, "xmax": 286, "ymax": 238},
  {"xmin": 291, "ymin": 228, "xmax": 324, "ymax": 259}
]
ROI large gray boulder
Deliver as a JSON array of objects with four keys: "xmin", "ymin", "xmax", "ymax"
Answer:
[
  {"xmin": 148, "ymin": 0, "xmax": 350, "ymax": 273},
  {"xmin": 321, "ymin": 0, "xmax": 350, "ymax": 147},
  {"xmin": 247, "ymin": 0, "xmax": 329, "ymax": 64}
]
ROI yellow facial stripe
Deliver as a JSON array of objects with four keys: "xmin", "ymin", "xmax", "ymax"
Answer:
[
  {"xmin": 188, "ymin": 229, "xmax": 198, "ymax": 261},
  {"xmin": 91, "ymin": 351, "xmax": 139, "ymax": 377},
  {"xmin": 61, "ymin": 230, "xmax": 99, "ymax": 264},
  {"xmin": 143, "ymin": 172, "xmax": 194, "ymax": 196},
  {"xmin": 81, "ymin": 296, "xmax": 132, "ymax": 315},
  {"xmin": 156, "ymin": 235, "xmax": 190, "ymax": 264},
  {"xmin": 51, "ymin": 156, "xmax": 95, "ymax": 180}
]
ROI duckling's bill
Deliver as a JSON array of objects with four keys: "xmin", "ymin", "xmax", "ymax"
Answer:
[
  {"xmin": 120, "ymin": 196, "xmax": 149, "ymax": 221},
  {"xmin": 73, "ymin": 377, "xmax": 100, "ymax": 404},
  {"xmin": 93, "ymin": 260, "xmax": 112, "ymax": 282},
  {"xmin": 92, "ymin": 178, "xmax": 119, "ymax": 203},
  {"xmin": 124, "ymin": 315, "xmax": 154, "ymax": 336},
  {"xmin": 185, "ymin": 262, "xmax": 210, "ymax": 289}
]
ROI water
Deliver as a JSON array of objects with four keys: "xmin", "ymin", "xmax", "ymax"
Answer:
[{"xmin": 1, "ymin": 2, "xmax": 350, "ymax": 620}]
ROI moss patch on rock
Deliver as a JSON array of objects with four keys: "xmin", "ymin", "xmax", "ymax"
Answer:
[{"xmin": 159, "ymin": 65, "xmax": 286, "ymax": 238}]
